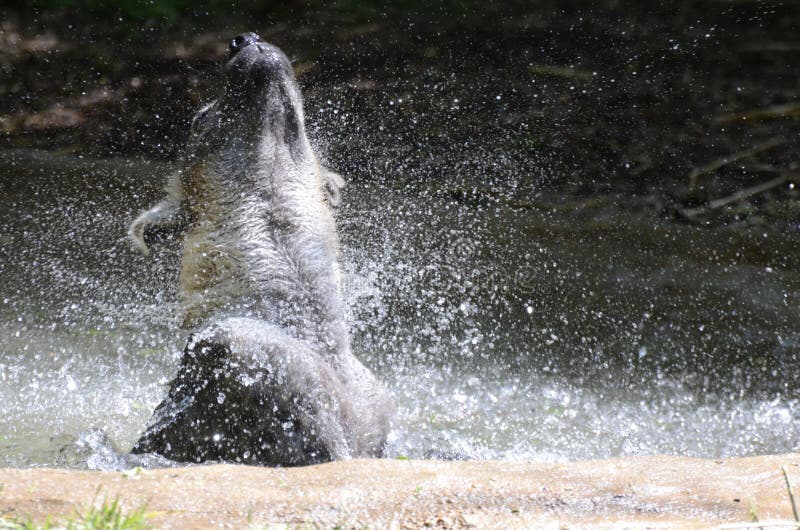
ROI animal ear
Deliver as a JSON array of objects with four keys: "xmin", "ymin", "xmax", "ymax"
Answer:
[{"xmin": 323, "ymin": 168, "xmax": 345, "ymax": 207}]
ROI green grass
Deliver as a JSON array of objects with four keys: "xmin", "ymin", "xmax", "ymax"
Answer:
[{"xmin": 0, "ymin": 499, "xmax": 150, "ymax": 530}]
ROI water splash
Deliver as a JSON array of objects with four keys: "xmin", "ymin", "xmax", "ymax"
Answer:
[{"xmin": 1, "ymin": 146, "xmax": 799, "ymax": 469}]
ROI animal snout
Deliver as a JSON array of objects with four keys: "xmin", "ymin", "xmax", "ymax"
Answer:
[{"xmin": 229, "ymin": 32, "xmax": 262, "ymax": 58}]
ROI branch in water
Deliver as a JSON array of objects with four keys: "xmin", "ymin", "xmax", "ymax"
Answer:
[
  {"xmin": 687, "ymin": 138, "xmax": 786, "ymax": 190},
  {"xmin": 680, "ymin": 164, "xmax": 799, "ymax": 220}
]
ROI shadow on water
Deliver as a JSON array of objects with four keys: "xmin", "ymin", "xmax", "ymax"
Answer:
[{"xmin": 1, "ymin": 147, "xmax": 799, "ymax": 467}]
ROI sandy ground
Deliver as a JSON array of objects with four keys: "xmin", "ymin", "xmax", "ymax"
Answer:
[{"xmin": 2, "ymin": 454, "xmax": 800, "ymax": 529}]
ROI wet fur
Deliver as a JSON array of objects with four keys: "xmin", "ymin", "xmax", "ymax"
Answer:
[{"xmin": 128, "ymin": 38, "xmax": 394, "ymax": 465}]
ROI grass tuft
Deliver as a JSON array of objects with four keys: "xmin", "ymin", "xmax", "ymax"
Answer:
[{"xmin": 0, "ymin": 499, "xmax": 150, "ymax": 530}]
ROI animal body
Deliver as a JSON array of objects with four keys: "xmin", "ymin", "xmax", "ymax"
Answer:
[{"xmin": 128, "ymin": 33, "xmax": 394, "ymax": 465}]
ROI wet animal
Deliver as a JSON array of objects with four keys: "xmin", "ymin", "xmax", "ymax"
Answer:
[{"xmin": 127, "ymin": 33, "xmax": 394, "ymax": 465}]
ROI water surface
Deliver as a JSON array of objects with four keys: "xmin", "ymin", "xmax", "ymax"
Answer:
[{"xmin": 1, "ymin": 149, "xmax": 798, "ymax": 467}]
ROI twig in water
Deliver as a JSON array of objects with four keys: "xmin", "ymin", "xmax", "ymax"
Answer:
[
  {"xmin": 716, "ymin": 102, "xmax": 800, "ymax": 124},
  {"xmin": 679, "ymin": 165, "xmax": 799, "ymax": 220},
  {"xmin": 687, "ymin": 138, "xmax": 785, "ymax": 189}
]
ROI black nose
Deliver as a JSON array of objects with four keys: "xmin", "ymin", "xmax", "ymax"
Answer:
[{"xmin": 229, "ymin": 32, "xmax": 261, "ymax": 58}]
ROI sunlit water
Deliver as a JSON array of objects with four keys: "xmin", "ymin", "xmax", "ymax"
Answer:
[{"xmin": 1, "ymin": 148, "xmax": 799, "ymax": 469}]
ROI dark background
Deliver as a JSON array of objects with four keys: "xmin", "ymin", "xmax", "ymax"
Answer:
[{"xmin": 1, "ymin": 0, "xmax": 799, "ymax": 226}]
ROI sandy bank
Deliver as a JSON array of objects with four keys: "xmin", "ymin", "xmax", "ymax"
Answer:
[{"xmin": 2, "ymin": 454, "xmax": 800, "ymax": 528}]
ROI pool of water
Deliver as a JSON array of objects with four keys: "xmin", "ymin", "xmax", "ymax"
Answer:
[{"xmin": 1, "ymin": 148, "xmax": 799, "ymax": 468}]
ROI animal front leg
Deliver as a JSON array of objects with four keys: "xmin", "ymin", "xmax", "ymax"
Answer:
[
  {"xmin": 131, "ymin": 318, "xmax": 354, "ymax": 465},
  {"xmin": 221, "ymin": 318, "xmax": 354, "ymax": 461},
  {"xmin": 128, "ymin": 171, "xmax": 184, "ymax": 255}
]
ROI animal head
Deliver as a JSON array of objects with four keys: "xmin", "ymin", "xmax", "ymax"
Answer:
[
  {"xmin": 184, "ymin": 34, "xmax": 343, "ymax": 204},
  {"xmin": 189, "ymin": 33, "xmax": 308, "ymax": 160},
  {"xmin": 225, "ymin": 34, "xmax": 296, "ymax": 100}
]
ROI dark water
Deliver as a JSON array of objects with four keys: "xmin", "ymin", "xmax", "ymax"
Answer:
[{"xmin": 1, "ymin": 148, "xmax": 799, "ymax": 468}]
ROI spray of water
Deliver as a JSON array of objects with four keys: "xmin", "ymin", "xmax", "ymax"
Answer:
[{"xmin": 1, "ymin": 91, "xmax": 798, "ymax": 468}]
